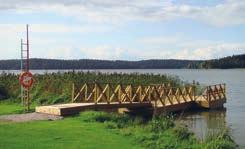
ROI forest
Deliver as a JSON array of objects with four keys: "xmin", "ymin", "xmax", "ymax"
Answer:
[{"xmin": 0, "ymin": 54, "xmax": 244, "ymax": 69}]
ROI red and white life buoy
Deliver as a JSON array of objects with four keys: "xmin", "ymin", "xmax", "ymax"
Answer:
[{"xmin": 19, "ymin": 71, "xmax": 34, "ymax": 89}]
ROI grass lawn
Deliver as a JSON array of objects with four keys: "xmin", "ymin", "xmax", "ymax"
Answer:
[
  {"xmin": 0, "ymin": 101, "xmax": 24, "ymax": 115},
  {"xmin": 0, "ymin": 102, "xmax": 141, "ymax": 149},
  {"xmin": 0, "ymin": 116, "xmax": 142, "ymax": 149},
  {"xmin": 0, "ymin": 102, "xmax": 237, "ymax": 149}
]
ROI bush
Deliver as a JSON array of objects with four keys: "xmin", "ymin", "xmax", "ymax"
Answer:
[
  {"xmin": 104, "ymin": 121, "xmax": 118, "ymax": 129},
  {"xmin": 78, "ymin": 111, "xmax": 236, "ymax": 149},
  {"xmin": 0, "ymin": 82, "xmax": 8, "ymax": 100},
  {"xmin": 0, "ymin": 71, "xmax": 184, "ymax": 104},
  {"xmin": 173, "ymin": 126, "xmax": 193, "ymax": 140},
  {"xmin": 149, "ymin": 115, "xmax": 175, "ymax": 132},
  {"xmin": 205, "ymin": 139, "xmax": 237, "ymax": 149},
  {"xmin": 79, "ymin": 111, "xmax": 113, "ymax": 122},
  {"xmin": 204, "ymin": 128, "xmax": 237, "ymax": 149}
]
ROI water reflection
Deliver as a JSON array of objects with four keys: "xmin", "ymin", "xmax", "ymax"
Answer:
[{"xmin": 178, "ymin": 109, "xmax": 227, "ymax": 140}]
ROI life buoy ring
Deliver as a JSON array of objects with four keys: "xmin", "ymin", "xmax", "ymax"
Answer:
[{"xmin": 19, "ymin": 71, "xmax": 34, "ymax": 89}]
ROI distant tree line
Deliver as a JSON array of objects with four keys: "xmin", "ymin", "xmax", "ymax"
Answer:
[
  {"xmin": 198, "ymin": 54, "xmax": 245, "ymax": 69},
  {"xmin": 0, "ymin": 54, "xmax": 244, "ymax": 70},
  {"xmin": 0, "ymin": 59, "xmax": 203, "ymax": 69}
]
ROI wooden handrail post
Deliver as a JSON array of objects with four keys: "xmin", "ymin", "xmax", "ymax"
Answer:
[
  {"xmin": 72, "ymin": 83, "xmax": 75, "ymax": 102},
  {"xmin": 207, "ymin": 86, "xmax": 211, "ymax": 103},
  {"xmin": 118, "ymin": 84, "xmax": 122, "ymax": 103},
  {"xmin": 224, "ymin": 83, "xmax": 226, "ymax": 94},
  {"xmin": 153, "ymin": 86, "xmax": 158, "ymax": 117},
  {"xmin": 192, "ymin": 80, "xmax": 196, "ymax": 101},
  {"xmin": 85, "ymin": 83, "xmax": 88, "ymax": 101},
  {"xmin": 94, "ymin": 83, "xmax": 98, "ymax": 104},
  {"xmin": 129, "ymin": 84, "xmax": 132, "ymax": 102},
  {"xmin": 106, "ymin": 84, "xmax": 110, "ymax": 104}
]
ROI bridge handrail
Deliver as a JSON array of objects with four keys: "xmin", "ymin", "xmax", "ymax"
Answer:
[
  {"xmin": 71, "ymin": 82, "xmax": 195, "ymax": 107},
  {"xmin": 71, "ymin": 82, "xmax": 226, "ymax": 107},
  {"xmin": 201, "ymin": 83, "xmax": 226, "ymax": 102}
]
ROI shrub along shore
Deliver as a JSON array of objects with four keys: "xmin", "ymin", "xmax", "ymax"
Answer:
[
  {"xmin": 76, "ymin": 111, "xmax": 237, "ymax": 149},
  {"xmin": 0, "ymin": 71, "xmax": 184, "ymax": 104}
]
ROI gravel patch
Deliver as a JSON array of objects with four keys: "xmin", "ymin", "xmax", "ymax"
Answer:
[{"xmin": 0, "ymin": 113, "xmax": 63, "ymax": 122}]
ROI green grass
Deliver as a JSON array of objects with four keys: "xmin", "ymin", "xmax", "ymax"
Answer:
[
  {"xmin": 0, "ymin": 101, "xmax": 36, "ymax": 115},
  {"xmin": 0, "ymin": 104, "xmax": 236, "ymax": 149},
  {"xmin": 0, "ymin": 101, "xmax": 24, "ymax": 115},
  {"xmin": 0, "ymin": 116, "xmax": 142, "ymax": 149},
  {"xmin": 75, "ymin": 111, "xmax": 237, "ymax": 149}
]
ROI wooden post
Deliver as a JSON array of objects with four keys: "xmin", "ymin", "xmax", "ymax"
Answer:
[
  {"xmin": 118, "ymin": 84, "xmax": 122, "ymax": 103},
  {"xmin": 192, "ymin": 80, "xmax": 196, "ymax": 101},
  {"xmin": 85, "ymin": 84, "xmax": 88, "ymax": 101},
  {"xmin": 224, "ymin": 84, "xmax": 226, "ymax": 94},
  {"xmin": 27, "ymin": 89, "xmax": 30, "ymax": 111},
  {"xmin": 139, "ymin": 86, "xmax": 142, "ymax": 102},
  {"xmin": 106, "ymin": 84, "xmax": 110, "ymax": 104},
  {"xmin": 207, "ymin": 86, "xmax": 211, "ymax": 103},
  {"xmin": 72, "ymin": 83, "xmax": 75, "ymax": 102},
  {"xmin": 94, "ymin": 83, "xmax": 98, "ymax": 104},
  {"xmin": 153, "ymin": 86, "xmax": 158, "ymax": 117},
  {"xmin": 129, "ymin": 84, "xmax": 132, "ymax": 102}
]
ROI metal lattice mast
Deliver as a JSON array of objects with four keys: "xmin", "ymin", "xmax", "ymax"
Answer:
[
  {"xmin": 26, "ymin": 24, "xmax": 30, "ymax": 72},
  {"xmin": 20, "ymin": 39, "xmax": 24, "ymax": 105},
  {"xmin": 20, "ymin": 24, "xmax": 31, "ymax": 111}
]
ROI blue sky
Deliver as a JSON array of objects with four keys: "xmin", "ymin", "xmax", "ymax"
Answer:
[{"xmin": 0, "ymin": 0, "xmax": 244, "ymax": 60}]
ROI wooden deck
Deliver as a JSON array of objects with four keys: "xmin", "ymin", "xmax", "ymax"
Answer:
[{"xmin": 36, "ymin": 83, "xmax": 226, "ymax": 116}]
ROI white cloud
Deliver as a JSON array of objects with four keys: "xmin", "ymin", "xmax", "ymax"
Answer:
[
  {"xmin": 80, "ymin": 45, "xmax": 125, "ymax": 60},
  {"xmin": 138, "ymin": 35, "xmax": 245, "ymax": 60},
  {"xmin": 75, "ymin": 41, "xmax": 245, "ymax": 60},
  {"xmin": 0, "ymin": 23, "xmax": 244, "ymax": 60},
  {"xmin": 47, "ymin": 47, "xmax": 73, "ymax": 59},
  {"xmin": 140, "ymin": 36, "xmax": 180, "ymax": 45},
  {"xmin": 0, "ymin": 23, "xmax": 110, "ymax": 59},
  {"xmin": 0, "ymin": 24, "xmax": 109, "ymax": 34},
  {"xmin": 1, "ymin": 0, "xmax": 245, "ymax": 26},
  {"xmin": 167, "ymin": 43, "xmax": 245, "ymax": 60}
]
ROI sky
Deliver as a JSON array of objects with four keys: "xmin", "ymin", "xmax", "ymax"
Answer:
[{"xmin": 0, "ymin": 0, "xmax": 245, "ymax": 60}]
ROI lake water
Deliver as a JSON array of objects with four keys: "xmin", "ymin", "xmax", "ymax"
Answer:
[{"xmin": 1, "ymin": 69, "xmax": 245, "ymax": 147}]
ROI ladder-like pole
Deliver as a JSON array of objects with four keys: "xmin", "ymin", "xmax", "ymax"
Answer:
[
  {"xmin": 26, "ymin": 24, "xmax": 29, "ymax": 72},
  {"xmin": 20, "ymin": 24, "xmax": 31, "ymax": 111},
  {"xmin": 20, "ymin": 39, "xmax": 24, "ymax": 105}
]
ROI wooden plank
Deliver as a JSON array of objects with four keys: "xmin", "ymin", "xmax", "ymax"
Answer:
[{"xmin": 36, "ymin": 102, "xmax": 152, "ymax": 116}]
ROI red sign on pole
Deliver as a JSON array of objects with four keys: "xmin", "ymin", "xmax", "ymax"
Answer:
[{"xmin": 19, "ymin": 71, "xmax": 33, "ymax": 89}]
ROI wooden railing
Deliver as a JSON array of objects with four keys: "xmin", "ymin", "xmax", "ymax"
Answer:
[
  {"xmin": 201, "ymin": 84, "xmax": 226, "ymax": 102},
  {"xmin": 72, "ymin": 83, "xmax": 195, "ymax": 107}
]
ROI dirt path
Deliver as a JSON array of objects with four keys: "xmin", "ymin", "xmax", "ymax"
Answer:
[{"xmin": 0, "ymin": 113, "xmax": 63, "ymax": 122}]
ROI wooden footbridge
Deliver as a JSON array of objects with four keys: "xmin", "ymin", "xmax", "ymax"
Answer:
[{"xmin": 36, "ymin": 83, "xmax": 226, "ymax": 116}]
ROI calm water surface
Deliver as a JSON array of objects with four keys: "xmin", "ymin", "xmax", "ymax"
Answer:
[{"xmin": 1, "ymin": 69, "xmax": 245, "ymax": 147}]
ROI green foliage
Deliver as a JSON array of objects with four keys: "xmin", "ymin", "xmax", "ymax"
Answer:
[
  {"xmin": 173, "ymin": 126, "xmax": 194, "ymax": 140},
  {"xmin": 0, "ymin": 58, "xmax": 203, "ymax": 69},
  {"xmin": 79, "ymin": 111, "xmax": 236, "ymax": 149},
  {"xmin": 199, "ymin": 54, "xmax": 245, "ymax": 69},
  {"xmin": 0, "ymin": 72, "xmax": 183, "ymax": 105},
  {"xmin": 149, "ymin": 115, "xmax": 175, "ymax": 132},
  {"xmin": 0, "ymin": 73, "xmax": 19, "ymax": 99},
  {"xmin": 79, "ymin": 111, "xmax": 114, "ymax": 122},
  {"xmin": 204, "ymin": 128, "xmax": 237, "ymax": 149},
  {"xmin": 79, "ymin": 111, "xmax": 143, "ymax": 129},
  {"xmin": 0, "ymin": 82, "xmax": 8, "ymax": 99},
  {"xmin": 0, "ymin": 54, "xmax": 244, "ymax": 70}
]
